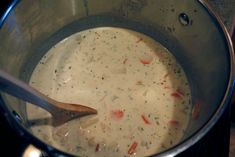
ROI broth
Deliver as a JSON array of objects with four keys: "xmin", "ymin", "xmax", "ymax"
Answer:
[{"xmin": 27, "ymin": 27, "xmax": 192, "ymax": 157}]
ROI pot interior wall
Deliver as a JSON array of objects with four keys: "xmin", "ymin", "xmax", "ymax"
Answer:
[{"xmin": 0, "ymin": 0, "xmax": 231, "ymax": 155}]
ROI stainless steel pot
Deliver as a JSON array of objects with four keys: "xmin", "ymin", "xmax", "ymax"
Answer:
[{"xmin": 0, "ymin": 0, "xmax": 234, "ymax": 156}]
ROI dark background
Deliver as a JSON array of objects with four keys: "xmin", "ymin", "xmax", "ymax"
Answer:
[{"xmin": 0, "ymin": 0, "xmax": 12, "ymax": 16}]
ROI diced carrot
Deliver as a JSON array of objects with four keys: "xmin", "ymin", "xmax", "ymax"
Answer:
[
  {"xmin": 136, "ymin": 38, "xmax": 143, "ymax": 43},
  {"xmin": 139, "ymin": 58, "xmax": 152, "ymax": 64},
  {"xmin": 171, "ymin": 92, "xmax": 183, "ymax": 99},
  {"xmin": 95, "ymin": 144, "xmax": 100, "ymax": 152},
  {"xmin": 128, "ymin": 141, "xmax": 138, "ymax": 155},
  {"xmin": 139, "ymin": 54, "xmax": 153, "ymax": 65},
  {"xmin": 168, "ymin": 120, "xmax": 180, "ymax": 127},
  {"xmin": 111, "ymin": 110, "xmax": 124, "ymax": 120},
  {"xmin": 192, "ymin": 101, "xmax": 202, "ymax": 119},
  {"xmin": 141, "ymin": 114, "xmax": 151, "ymax": 124},
  {"xmin": 123, "ymin": 58, "xmax": 128, "ymax": 64}
]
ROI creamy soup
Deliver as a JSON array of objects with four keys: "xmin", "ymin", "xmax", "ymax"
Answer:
[{"xmin": 27, "ymin": 27, "xmax": 192, "ymax": 157}]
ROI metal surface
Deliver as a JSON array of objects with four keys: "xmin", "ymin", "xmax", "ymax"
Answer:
[
  {"xmin": 0, "ymin": 0, "xmax": 234, "ymax": 156},
  {"xmin": 207, "ymin": 0, "xmax": 235, "ymax": 33},
  {"xmin": 0, "ymin": 0, "xmax": 18, "ymax": 28}
]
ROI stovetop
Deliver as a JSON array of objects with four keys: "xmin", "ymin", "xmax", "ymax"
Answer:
[
  {"xmin": 0, "ymin": 108, "xmax": 28, "ymax": 156},
  {"xmin": 0, "ymin": 1, "xmax": 233, "ymax": 157}
]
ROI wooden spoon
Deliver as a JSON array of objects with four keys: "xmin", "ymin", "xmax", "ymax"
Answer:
[{"xmin": 0, "ymin": 69, "xmax": 97, "ymax": 126}]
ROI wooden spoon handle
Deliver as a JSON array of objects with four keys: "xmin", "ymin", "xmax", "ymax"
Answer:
[{"xmin": 0, "ymin": 69, "xmax": 54, "ymax": 112}]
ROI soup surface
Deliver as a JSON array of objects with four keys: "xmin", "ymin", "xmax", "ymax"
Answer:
[{"xmin": 27, "ymin": 27, "xmax": 192, "ymax": 157}]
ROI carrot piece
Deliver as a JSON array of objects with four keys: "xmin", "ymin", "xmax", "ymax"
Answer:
[
  {"xmin": 141, "ymin": 114, "xmax": 151, "ymax": 124},
  {"xmin": 95, "ymin": 144, "xmax": 100, "ymax": 152},
  {"xmin": 139, "ymin": 54, "xmax": 153, "ymax": 65},
  {"xmin": 192, "ymin": 101, "xmax": 202, "ymax": 119},
  {"xmin": 171, "ymin": 92, "xmax": 183, "ymax": 99},
  {"xmin": 168, "ymin": 120, "xmax": 180, "ymax": 127},
  {"xmin": 139, "ymin": 58, "xmax": 151, "ymax": 64},
  {"xmin": 128, "ymin": 141, "xmax": 138, "ymax": 155},
  {"xmin": 111, "ymin": 110, "xmax": 124, "ymax": 120}
]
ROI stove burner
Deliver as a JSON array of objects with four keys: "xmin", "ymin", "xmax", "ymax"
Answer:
[{"xmin": 22, "ymin": 145, "xmax": 42, "ymax": 157}]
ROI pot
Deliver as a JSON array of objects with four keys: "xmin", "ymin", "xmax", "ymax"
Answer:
[{"xmin": 0, "ymin": 0, "xmax": 234, "ymax": 156}]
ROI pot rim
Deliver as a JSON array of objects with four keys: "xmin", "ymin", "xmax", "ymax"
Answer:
[{"xmin": 0, "ymin": 0, "xmax": 234, "ymax": 157}]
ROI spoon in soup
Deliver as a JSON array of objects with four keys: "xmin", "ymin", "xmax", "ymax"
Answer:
[{"xmin": 0, "ymin": 69, "xmax": 97, "ymax": 126}]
